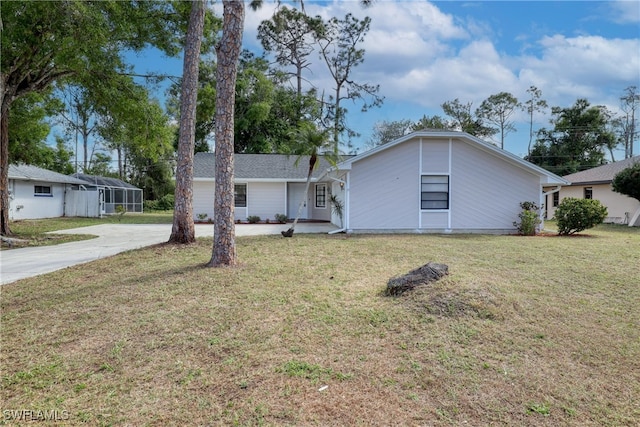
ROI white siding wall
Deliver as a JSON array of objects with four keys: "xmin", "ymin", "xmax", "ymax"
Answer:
[
  {"xmin": 554, "ymin": 184, "xmax": 640, "ymax": 224},
  {"xmin": 9, "ymin": 180, "xmax": 66, "ymax": 220},
  {"xmin": 247, "ymin": 182, "xmax": 286, "ymax": 221},
  {"xmin": 308, "ymin": 182, "xmax": 331, "ymax": 221},
  {"xmin": 450, "ymin": 141, "xmax": 539, "ymax": 230},
  {"xmin": 193, "ymin": 180, "xmax": 215, "ymax": 220},
  {"xmin": 421, "ymin": 140, "xmax": 449, "ymax": 173},
  {"xmin": 349, "ymin": 140, "xmax": 420, "ymax": 229},
  {"xmin": 420, "ymin": 139, "xmax": 450, "ymax": 229},
  {"xmin": 193, "ymin": 180, "xmax": 288, "ymax": 222}
]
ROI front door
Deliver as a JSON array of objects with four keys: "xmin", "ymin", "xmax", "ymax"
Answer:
[{"xmin": 288, "ymin": 183, "xmax": 308, "ymax": 220}]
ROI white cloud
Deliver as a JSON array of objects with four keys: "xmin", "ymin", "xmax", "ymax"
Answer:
[
  {"xmin": 608, "ymin": 0, "xmax": 640, "ymax": 24},
  {"xmin": 210, "ymin": 1, "xmax": 639, "ymax": 155},
  {"xmin": 518, "ymin": 35, "xmax": 640, "ymax": 105}
]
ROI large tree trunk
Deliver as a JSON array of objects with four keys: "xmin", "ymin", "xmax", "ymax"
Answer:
[
  {"xmin": 169, "ymin": 0, "xmax": 205, "ymax": 244},
  {"xmin": 208, "ymin": 0, "xmax": 244, "ymax": 267},
  {"xmin": 1, "ymin": 100, "xmax": 11, "ymax": 237}
]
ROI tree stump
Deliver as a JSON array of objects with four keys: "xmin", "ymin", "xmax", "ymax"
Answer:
[{"xmin": 386, "ymin": 262, "xmax": 449, "ymax": 296}]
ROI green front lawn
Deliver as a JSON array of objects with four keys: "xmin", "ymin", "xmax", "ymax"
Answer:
[{"xmin": 1, "ymin": 224, "xmax": 639, "ymax": 425}]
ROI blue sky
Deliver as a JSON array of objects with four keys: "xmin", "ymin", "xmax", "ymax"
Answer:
[{"xmin": 122, "ymin": 1, "xmax": 640, "ymax": 160}]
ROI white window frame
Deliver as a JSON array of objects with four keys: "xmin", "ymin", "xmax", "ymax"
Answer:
[
  {"xmin": 584, "ymin": 187, "xmax": 593, "ymax": 199},
  {"xmin": 420, "ymin": 175, "xmax": 449, "ymax": 210},
  {"xmin": 34, "ymin": 185, "xmax": 52, "ymax": 197},
  {"xmin": 234, "ymin": 184, "xmax": 247, "ymax": 208},
  {"xmin": 315, "ymin": 183, "xmax": 327, "ymax": 209}
]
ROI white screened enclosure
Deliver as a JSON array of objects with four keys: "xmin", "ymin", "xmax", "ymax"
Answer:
[{"xmin": 72, "ymin": 174, "xmax": 143, "ymax": 214}]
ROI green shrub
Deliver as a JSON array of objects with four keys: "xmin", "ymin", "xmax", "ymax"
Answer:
[
  {"xmin": 144, "ymin": 199, "xmax": 159, "ymax": 211},
  {"xmin": 247, "ymin": 215, "xmax": 261, "ymax": 224},
  {"xmin": 612, "ymin": 162, "xmax": 640, "ymax": 202},
  {"xmin": 157, "ymin": 194, "xmax": 175, "ymax": 210},
  {"xmin": 513, "ymin": 201, "xmax": 541, "ymax": 236},
  {"xmin": 555, "ymin": 197, "xmax": 607, "ymax": 235},
  {"xmin": 115, "ymin": 205, "xmax": 126, "ymax": 221},
  {"xmin": 275, "ymin": 214, "xmax": 288, "ymax": 224}
]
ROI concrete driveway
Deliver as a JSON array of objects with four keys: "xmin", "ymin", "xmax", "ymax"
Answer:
[{"xmin": 0, "ymin": 222, "xmax": 336, "ymax": 285}]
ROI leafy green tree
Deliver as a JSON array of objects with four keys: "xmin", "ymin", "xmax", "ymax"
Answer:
[
  {"xmin": 46, "ymin": 137, "xmax": 75, "ymax": 175},
  {"xmin": 84, "ymin": 152, "xmax": 115, "ymax": 177},
  {"xmin": 234, "ymin": 53, "xmax": 277, "ymax": 153},
  {"xmin": 528, "ymin": 99, "xmax": 615, "ymax": 176},
  {"xmin": 316, "ymin": 13, "xmax": 383, "ymax": 148},
  {"xmin": 257, "ymin": 6, "xmax": 322, "ymax": 99},
  {"xmin": 522, "ymin": 86, "xmax": 548, "ymax": 156},
  {"xmin": 612, "ymin": 162, "xmax": 640, "ymax": 202},
  {"xmin": 131, "ymin": 160, "xmax": 175, "ymax": 202},
  {"xmin": 441, "ymin": 99, "xmax": 495, "ymax": 138},
  {"xmin": 8, "ymin": 92, "xmax": 64, "ymax": 166},
  {"xmin": 1, "ymin": 0, "xmax": 184, "ymax": 236},
  {"xmin": 167, "ymin": 60, "xmax": 216, "ymax": 153},
  {"xmin": 411, "ymin": 115, "xmax": 452, "ymax": 132},
  {"xmin": 367, "ymin": 119, "xmax": 413, "ymax": 147},
  {"xmin": 619, "ymin": 86, "xmax": 639, "ymax": 159},
  {"xmin": 555, "ymin": 197, "xmax": 607, "ymax": 235},
  {"xmin": 57, "ymin": 85, "xmax": 99, "ymax": 172},
  {"xmin": 476, "ymin": 92, "xmax": 520, "ymax": 149}
]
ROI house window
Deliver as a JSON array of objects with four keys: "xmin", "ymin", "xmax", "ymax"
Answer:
[
  {"xmin": 584, "ymin": 187, "xmax": 593, "ymax": 199},
  {"xmin": 235, "ymin": 184, "xmax": 247, "ymax": 207},
  {"xmin": 34, "ymin": 185, "xmax": 52, "ymax": 197},
  {"xmin": 553, "ymin": 192, "xmax": 559, "ymax": 207},
  {"xmin": 421, "ymin": 175, "xmax": 449, "ymax": 210},
  {"xmin": 315, "ymin": 184, "xmax": 327, "ymax": 208}
]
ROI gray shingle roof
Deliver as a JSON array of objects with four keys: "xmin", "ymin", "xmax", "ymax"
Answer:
[
  {"xmin": 563, "ymin": 156, "xmax": 640, "ymax": 185},
  {"xmin": 72, "ymin": 173, "xmax": 140, "ymax": 189},
  {"xmin": 194, "ymin": 153, "xmax": 341, "ymax": 180},
  {"xmin": 9, "ymin": 164, "xmax": 88, "ymax": 185}
]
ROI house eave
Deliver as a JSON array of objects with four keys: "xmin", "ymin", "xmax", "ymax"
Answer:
[
  {"xmin": 564, "ymin": 180, "xmax": 611, "ymax": 186},
  {"xmin": 193, "ymin": 177, "xmax": 322, "ymax": 183}
]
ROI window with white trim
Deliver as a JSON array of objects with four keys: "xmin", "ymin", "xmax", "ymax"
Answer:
[
  {"xmin": 315, "ymin": 184, "xmax": 327, "ymax": 208},
  {"xmin": 235, "ymin": 184, "xmax": 247, "ymax": 207},
  {"xmin": 421, "ymin": 175, "xmax": 449, "ymax": 210},
  {"xmin": 584, "ymin": 187, "xmax": 592, "ymax": 199},
  {"xmin": 34, "ymin": 185, "xmax": 52, "ymax": 197}
]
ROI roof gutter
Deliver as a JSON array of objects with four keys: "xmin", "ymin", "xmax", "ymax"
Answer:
[{"xmin": 542, "ymin": 185, "xmax": 561, "ymax": 196}]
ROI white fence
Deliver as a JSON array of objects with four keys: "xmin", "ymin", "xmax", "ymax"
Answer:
[{"xmin": 64, "ymin": 189, "xmax": 100, "ymax": 217}]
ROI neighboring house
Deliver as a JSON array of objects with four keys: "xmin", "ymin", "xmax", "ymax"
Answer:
[
  {"xmin": 544, "ymin": 156, "xmax": 640, "ymax": 226},
  {"xmin": 193, "ymin": 131, "xmax": 568, "ymax": 233},
  {"xmin": 71, "ymin": 174, "xmax": 144, "ymax": 215},
  {"xmin": 8, "ymin": 164, "xmax": 89, "ymax": 220},
  {"xmin": 324, "ymin": 131, "xmax": 568, "ymax": 233},
  {"xmin": 193, "ymin": 153, "xmax": 338, "ymax": 222}
]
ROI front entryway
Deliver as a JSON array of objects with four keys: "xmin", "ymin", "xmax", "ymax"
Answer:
[{"xmin": 288, "ymin": 183, "xmax": 309, "ymax": 219}]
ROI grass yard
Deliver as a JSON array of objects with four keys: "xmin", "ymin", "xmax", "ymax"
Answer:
[
  {"xmin": 1, "ymin": 225, "xmax": 639, "ymax": 426},
  {"xmin": 1, "ymin": 211, "xmax": 173, "ymax": 249}
]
